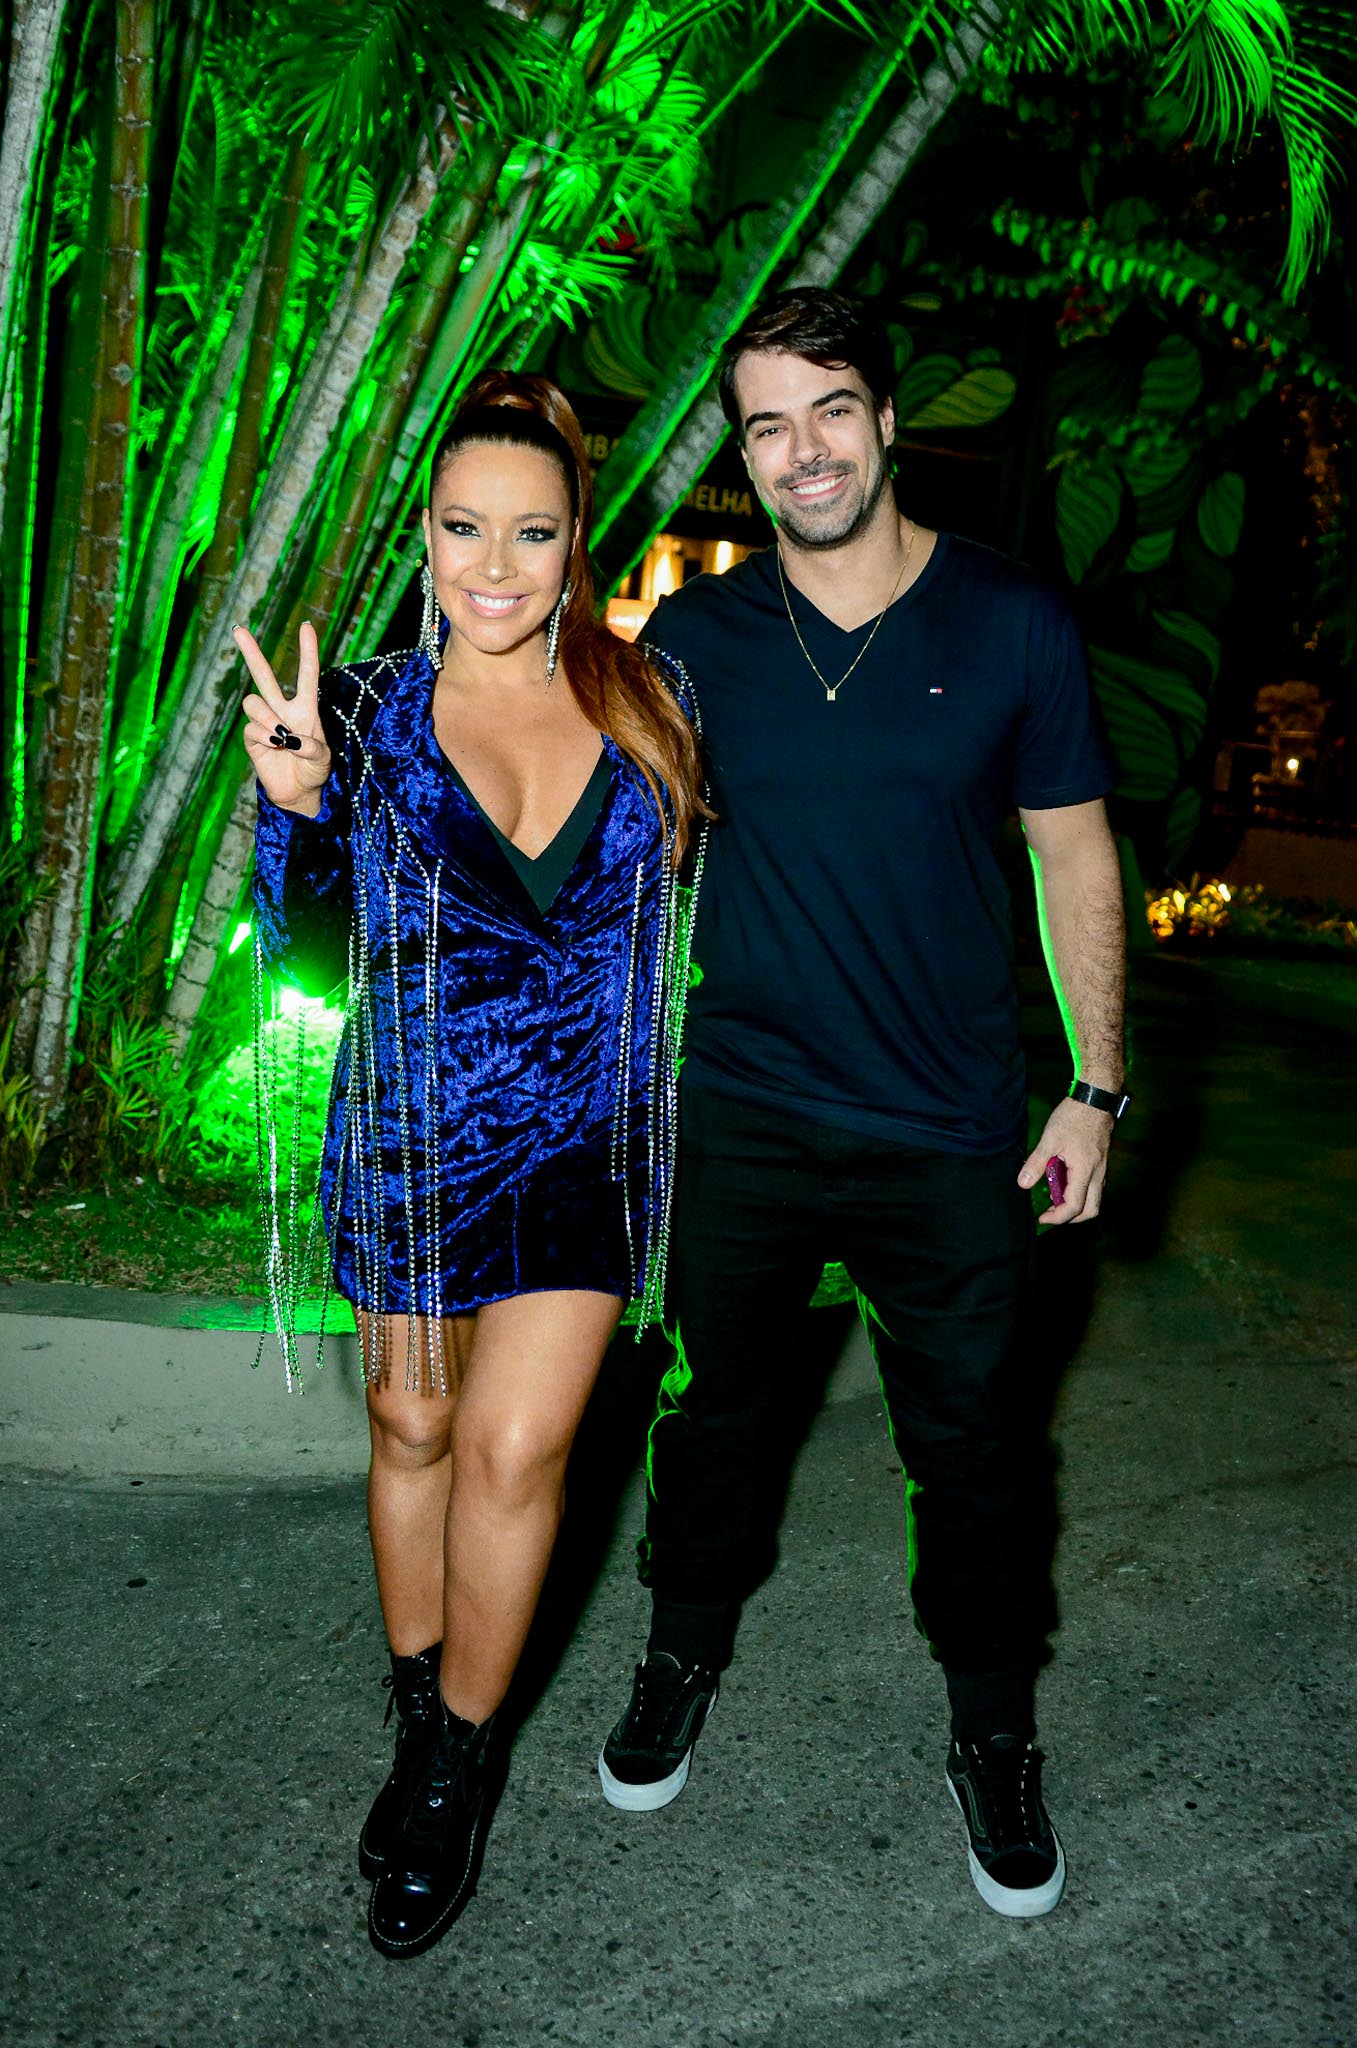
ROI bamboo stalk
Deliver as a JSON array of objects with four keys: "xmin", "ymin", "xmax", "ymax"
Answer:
[
  {"xmin": 0, "ymin": 0, "xmax": 67, "ymax": 403},
  {"xmin": 101, "ymin": 251, "xmax": 266, "ymax": 847},
  {"xmin": 109, "ymin": 118, "xmax": 460, "ymax": 933},
  {"xmin": 162, "ymin": 766, "xmax": 253, "ymax": 1053},
  {"xmin": 192, "ymin": 144, "xmax": 311, "ymax": 640},
  {"xmin": 14, "ymin": 0, "xmax": 154, "ymax": 1103}
]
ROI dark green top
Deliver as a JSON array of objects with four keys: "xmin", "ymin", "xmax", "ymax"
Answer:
[{"xmin": 446, "ymin": 747, "xmax": 613, "ymax": 915}]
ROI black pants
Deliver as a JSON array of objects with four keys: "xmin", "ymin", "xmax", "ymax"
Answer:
[{"xmin": 641, "ymin": 1087, "xmax": 1059, "ymax": 1739}]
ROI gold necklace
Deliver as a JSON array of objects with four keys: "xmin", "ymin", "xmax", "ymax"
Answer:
[{"xmin": 776, "ymin": 520, "xmax": 916, "ymax": 703}]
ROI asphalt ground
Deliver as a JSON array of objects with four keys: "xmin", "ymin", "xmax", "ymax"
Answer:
[{"xmin": 1, "ymin": 971, "xmax": 1354, "ymax": 2048}]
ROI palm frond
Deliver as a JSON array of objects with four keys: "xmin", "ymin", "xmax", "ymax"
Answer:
[
  {"xmin": 1157, "ymin": 2, "xmax": 1357, "ymax": 299},
  {"xmin": 1159, "ymin": 0, "xmax": 1293, "ymax": 154},
  {"xmin": 279, "ymin": 0, "xmax": 549, "ymax": 168},
  {"xmin": 1002, "ymin": 0, "xmax": 1153, "ymax": 71}
]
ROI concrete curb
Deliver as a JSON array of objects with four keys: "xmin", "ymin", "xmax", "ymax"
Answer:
[{"xmin": 0, "ymin": 1287, "xmax": 877, "ymax": 1479}]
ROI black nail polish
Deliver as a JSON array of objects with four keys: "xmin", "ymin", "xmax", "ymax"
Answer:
[
  {"xmin": 268, "ymin": 734, "xmax": 285, "ymax": 747},
  {"xmin": 274, "ymin": 722, "xmax": 291, "ymax": 737},
  {"xmin": 283, "ymin": 734, "xmax": 302, "ymax": 751}
]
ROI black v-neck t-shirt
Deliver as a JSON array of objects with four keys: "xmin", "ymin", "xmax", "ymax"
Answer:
[{"xmin": 639, "ymin": 534, "xmax": 1115, "ymax": 1154}]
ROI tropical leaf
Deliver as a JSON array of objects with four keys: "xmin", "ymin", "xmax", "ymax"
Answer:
[
  {"xmin": 1163, "ymin": 784, "xmax": 1203, "ymax": 870},
  {"xmin": 1152, "ymin": 608, "xmax": 1223, "ymax": 685},
  {"xmin": 904, "ymin": 364, "xmax": 1016, "ymax": 429},
  {"xmin": 1158, "ymin": 0, "xmax": 1293, "ymax": 153},
  {"xmin": 1156, "ymin": 0, "xmax": 1357, "ymax": 298},
  {"xmin": 895, "ymin": 351, "xmax": 962, "ymax": 419},
  {"xmin": 990, "ymin": 206, "xmax": 1357, "ymax": 394},
  {"xmin": 1055, "ymin": 457, "xmax": 1123, "ymax": 584},
  {"xmin": 279, "ymin": 0, "xmax": 545, "ymax": 169},
  {"xmin": 1197, "ymin": 470, "xmax": 1246, "ymax": 557},
  {"xmin": 1120, "ymin": 441, "xmax": 1202, "ymax": 531},
  {"xmin": 1139, "ymin": 333, "xmax": 1203, "ymax": 417},
  {"xmin": 1178, "ymin": 523, "xmax": 1238, "ymax": 620},
  {"xmin": 1089, "ymin": 644, "xmax": 1206, "ymax": 803},
  {"xmin": 1091, "ymin": 643, "xmax": 1209, "ymax": 742},
  {"xmin": 1125, "ymin": 527, "xmax": 1176, "ymax": 573}
]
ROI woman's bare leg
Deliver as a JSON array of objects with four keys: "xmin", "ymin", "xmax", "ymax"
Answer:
[
  {"xmin": 440, "ymin": 1290, "xmax": 622, "ymax": 1722},
  {"xmin": 364, "ymin": 1312, "xmax": 475, "ymax": 1656}
]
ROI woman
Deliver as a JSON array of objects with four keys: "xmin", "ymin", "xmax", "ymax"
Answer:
[{"xmin": 236, "ymin": 371, "xmax": 709, "ymax": 1960}]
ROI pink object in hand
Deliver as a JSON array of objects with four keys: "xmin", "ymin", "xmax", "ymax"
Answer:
[{"xmin": 1045, "ymin": 1157, "xmax": 1067, "ymax": 1206}]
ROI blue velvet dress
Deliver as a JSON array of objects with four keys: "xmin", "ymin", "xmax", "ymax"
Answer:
[{"xmin": 251, "ymin": 642, "xmax": 702, "ymax": 1386}]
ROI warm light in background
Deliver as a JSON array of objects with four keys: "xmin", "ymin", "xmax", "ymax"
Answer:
[
  {"xmin": 608, "ymin": 533, "xmax": 756, "ymax": 639},
  {"xmin": 1286, "ymin": 756, "xmax": 1300, "ymax": 776},
  {"xmin": 604, "ymin": 599, "xmax": 651, "ymax": 642},
  {"xmin": 649, "ymin": 544, "xmax": 681, "ymax": 598}
]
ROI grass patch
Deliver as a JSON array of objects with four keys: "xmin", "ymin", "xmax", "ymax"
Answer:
[{"xmin": 2, "ymin": 1177, "xmax": 264, "ymax": 1297}]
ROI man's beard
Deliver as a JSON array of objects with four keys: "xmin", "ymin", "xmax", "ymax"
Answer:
[{"xmin": 774, "ymin": 451, "xmax": 890, "ymax": 551}]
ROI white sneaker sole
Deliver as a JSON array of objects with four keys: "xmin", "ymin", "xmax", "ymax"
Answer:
[
  {"xmin": 597, "ymin": 1695, "xmax": 716, "ymax": 1812},
  {"xmin": 947, "ymin": 1774, "xmax": 1067, "ymax": 1918}
]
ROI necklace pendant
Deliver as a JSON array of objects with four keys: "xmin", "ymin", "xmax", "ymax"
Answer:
[{"xmin": 826, "ymin": 686, "xmax": 838, "ymax": 703}]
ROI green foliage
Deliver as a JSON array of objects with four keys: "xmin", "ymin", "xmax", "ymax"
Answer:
[
  {"xmin": 280, "ymin": 0, "xmax": 544, "ymax": 169},
  {"xmin": 187, "ymin": 1002, "xmax": 343, "ymax": 1187},
  {"xmin": 903, "ymin": 363, "xmax": 1016, "ymax": 428},
  {"xmin": 1055, "ymin": 455, "xmax": 1123, "ymax": 584},
  {"xmin": 0, "ymin": 1020, "xmax": 48, "ymax": 1185},
  {"xmin": 1197, "ymin": 471, "xmax": 1247, "ymax": 556},
  {"xmin": 988, "ymin": 203, "xmax": 1357, "ymax": 396}
]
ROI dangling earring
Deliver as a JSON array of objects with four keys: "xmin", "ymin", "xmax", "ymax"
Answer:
[
  {"xmin": 419, "ymin": 562, "xmax": 444, "ymax": 672},
  {"xmin": 545, "ymin": 580, "xmax": 571, "ymax": 686}
]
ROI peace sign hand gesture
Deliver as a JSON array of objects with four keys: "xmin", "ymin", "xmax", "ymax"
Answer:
[{"xmin": 236, "ymin": 621, "xmax": 332, "ymax": 819}]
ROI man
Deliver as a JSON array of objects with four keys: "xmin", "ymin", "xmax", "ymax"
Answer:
[{"xmin": 597, "ymin": 289, "xmax": 1128, "ymax": 1920}]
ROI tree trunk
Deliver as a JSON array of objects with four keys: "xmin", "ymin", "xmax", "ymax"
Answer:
[
  {"xmin": 192, "ymin": 144, "xmax": 310, "ymax": 640},
  {"xmin": 162, "ymin": 766, "xmax": 253, "ymax": 1053},
  {"xmin": 109, "ymin": 118, "xmax": 459, "ymax": 933},
  {"xmin": 101, "ymin": 252, "xmax": 266, "ymax": 843},
  {"xmin": 592, "ymin": 1, "xmax": 1002, "ymax": 588},
  {"xmin": 0, "ymin": 0, "xmax": 67, "ymax": 407},
  {"xmin": 14, "ymin": 0, "xmax": 154, "ymax": 1103},
  {"xmin": 1, "ymin": 0, "xmax": 79, "ymax": 849}
]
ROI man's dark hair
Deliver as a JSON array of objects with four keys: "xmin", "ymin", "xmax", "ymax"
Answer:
[{"xmin": 716, "ymin": 288, "xmax": 895, "ymax": 434}]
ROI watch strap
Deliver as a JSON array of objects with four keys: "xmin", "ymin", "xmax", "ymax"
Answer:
[{"xmin": 1070, "ymin": 1079, "xmax": 1131, "ymax": 1120}]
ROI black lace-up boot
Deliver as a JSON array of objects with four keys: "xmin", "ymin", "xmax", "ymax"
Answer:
[
  {"xmin": 358, "ymin": 1642, "xmax": 443, "ymax": 1880},
  {"xmin": 367, "ymin": 1706, "xmax": 497, "ymax": 1959}
]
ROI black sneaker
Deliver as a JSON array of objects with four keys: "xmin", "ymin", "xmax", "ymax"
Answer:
[
  {"xmin": 946, "ymin": 1734, "xmax": 1066, "ymax": 1918},
  {"xmin": 598, "ymin": 1652, "xmax": 718, "ymax": 1811}
]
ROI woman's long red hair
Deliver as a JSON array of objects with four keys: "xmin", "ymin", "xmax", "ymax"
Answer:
[{"xmin": 431, "ymin": 369, "xmax": 713, "ymax": 864}]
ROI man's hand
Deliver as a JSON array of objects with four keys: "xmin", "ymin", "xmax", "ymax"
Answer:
[{"xmin": 1018, "ymin": 1096, "xmax": 1115, "ymax": 1226}]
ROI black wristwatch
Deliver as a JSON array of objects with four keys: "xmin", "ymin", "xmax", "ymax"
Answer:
[{"xmin": 1070, "ymin": 1079, "xmax": 1132, "ymax": 1121}]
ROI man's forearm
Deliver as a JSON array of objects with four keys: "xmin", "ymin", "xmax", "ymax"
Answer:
[{"xmin": 1034, "ymin": 829, "xmax": 1126, "ymax": 1092}]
